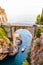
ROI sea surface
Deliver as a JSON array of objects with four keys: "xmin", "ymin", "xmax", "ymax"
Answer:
[{"xmin": 0, "ymin": 29, "xmax": 32, "ymax": 65}]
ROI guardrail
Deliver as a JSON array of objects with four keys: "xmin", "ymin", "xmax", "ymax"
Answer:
[{"xmin": 0, "ymin": 22, "xmax": 43, "ymax": 27}]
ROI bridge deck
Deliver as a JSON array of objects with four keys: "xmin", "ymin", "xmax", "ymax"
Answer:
[
  {"xmin": 0, "ymin": 23, "xmax": 34, "ymax": 27},
  {"xmin": 0, "ymin": 22, "xmax": 43, "ymax": 27}
]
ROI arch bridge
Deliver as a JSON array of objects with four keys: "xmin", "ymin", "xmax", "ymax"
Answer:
[{"xmin": 0, "ymin": 23, "xmax": 37, "ymax": 38}]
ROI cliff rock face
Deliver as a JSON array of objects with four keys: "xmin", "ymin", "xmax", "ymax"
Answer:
[
  {"xmin": 0, "ymin": 32, "xmax": 22, "ymax": 60},
  {"xmin": 0, "ymin": 7, "xmax": 7, "ymax": 22},
  {"xmin": 31, "ymin": 34, "xmax": 43, "ymax": 65}
]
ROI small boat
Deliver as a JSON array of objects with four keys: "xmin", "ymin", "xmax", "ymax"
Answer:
[{"xmin": 21, "ymin": 46, "xmax": 26, "ymax": 52}]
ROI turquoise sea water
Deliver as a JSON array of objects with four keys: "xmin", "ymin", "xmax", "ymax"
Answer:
[{"xmin": 0, "ymin": 29, "xmax": 32, "ymax": 65}]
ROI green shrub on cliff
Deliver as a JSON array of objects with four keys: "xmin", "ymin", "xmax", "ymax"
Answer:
[
  {"xmin": 0, "ymin": 26, "xmax": 7, "ymax": 38},
  {"xmin": 36, "ymin": 28, "xmax": 41, "ymax": 38},
  {"xmin": 36, "ymin": 9, "xmax": 43, "ymax": 25},
  {"xmin": 36, "ymin": 14, "xmax": 40, "ymax": 24},
  {"xmin": 36, "ymin": 27, "xmax": 43, "ymax": 38},
  {"xmin": 22, "ymin": 48, "xmax": 31, "ymax": 65},
  {"xmin": 40, "ymin": 27, "xmax": 43, "ymax": 32},
  {"xmin": 26, "ymin": 51, "xmax": 31, "ymax": 65},
  {"xmin": 22, "ymin": 60, "xmax": 30, "ymax": 65}
]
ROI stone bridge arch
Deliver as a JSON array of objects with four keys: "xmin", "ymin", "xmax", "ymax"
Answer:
[
  {"xmin": 11, "ymin": 25, "xmax": 36, "ymax": 38},
  {"xmin": 1, "ymin": 24, "xmax": 37, "ymax": 39}
]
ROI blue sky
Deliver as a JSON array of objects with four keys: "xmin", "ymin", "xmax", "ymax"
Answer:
[{"xmin": 0, "ymin": 0, "xmax": 43, "ymax": 24}]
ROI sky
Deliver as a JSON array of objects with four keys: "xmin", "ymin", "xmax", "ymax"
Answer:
[{"xmin": 0, "ymin": 0, "xmax": 43, "ymax": 24}]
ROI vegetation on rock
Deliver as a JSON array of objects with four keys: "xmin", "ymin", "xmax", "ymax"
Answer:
[
  {"xmin": 22, "ymin": 60, "xmax": 30, "ymax": 65},
  {"xmin": 22, "ymin": 50, "xmax": 31, "ymax": 65},
  {"xmin": 0, "ymin": 26, "xmax": 7, "ymax": 38},
  {"xmin": 36, "ymin": 27, "xmax": 43, "ymax": 38},
  {"xmin": 36, "ymin": 28, "xmax": 41, "ymax": 38},
  {"xmin": 36, "ymin": 9, "xmax": 43, "ymax": 25}
]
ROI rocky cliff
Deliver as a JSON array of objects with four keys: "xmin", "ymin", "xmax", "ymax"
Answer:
[
  {"xmin": 0, "ymin": 27, "xmax": 22, "ymax": 60},
  {"xmin": 31, "ymin": 33, "xmax": 43, "ymax": 65}
]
